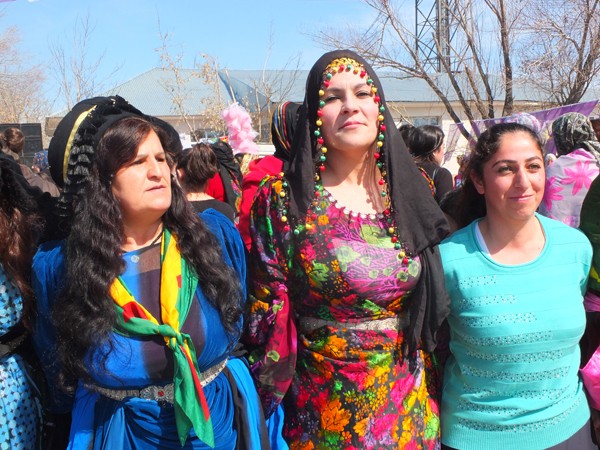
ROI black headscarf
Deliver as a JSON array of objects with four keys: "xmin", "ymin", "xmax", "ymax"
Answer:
[
  {"xmin": 209, "ymin": 140, "xmax": 243, "ymax": 211},
  {"xmin": 284, "ymin": 49, "xmax": 450, "ymax": 355},
  {"xmin": 271, "ymin": 101, "xmax": 302, "ymax": 162}
]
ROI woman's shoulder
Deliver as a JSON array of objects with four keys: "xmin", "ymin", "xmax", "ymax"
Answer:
[
  {"xmin": 199, "ymin": 208, "xmax": 238, "ymax": 239},
  {"xmin": 243, "ymin": 156, "xmax": 283, "ymax": 187},
  {"xmin": 195, "ymin": 200, "xmax": 236, "ymax": 222},
  {"xmin": 441, "ymin": 222, "xmax": 474, "ymax": 245},
  {"xmin": 439, "ymin": 223, "xmax": 477, "ymax": 260},
  {"xmin": 549, "ymin": 149, "xmax": 598, "ymax": 174},
  {"xmin": 537, "ymin": 213, "xmax": 591, "ymax": 247}
]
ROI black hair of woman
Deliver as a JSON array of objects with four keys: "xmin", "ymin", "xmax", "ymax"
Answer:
[
  {"xmin": 53, "ymin": 116, "xmax": 242, "ymax": 386},
  {"xmin": 453, "ymin": 122, "xmax": 543, "ymax": 229},
  {"xmin": 397, "ymin": 122, "xmax": 414, "ymax": 149},
  {"xmin": 409, "ymin": 125, "xmax": 445, "ymax": 163}
]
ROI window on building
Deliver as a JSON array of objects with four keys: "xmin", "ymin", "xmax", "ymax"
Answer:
[{"xmin": 411, "ymin": 117, "xmax": 440, "ymax": 127}]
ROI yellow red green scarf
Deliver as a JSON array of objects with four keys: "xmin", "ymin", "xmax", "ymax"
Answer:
[{"xmin": 110, "ymin": 228, "xmax": 214, "ymax": 447}]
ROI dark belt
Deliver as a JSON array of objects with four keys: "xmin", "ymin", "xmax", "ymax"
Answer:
[{"xmin": 0, "ymin": 323, "xmax": 28, "ymax": 358}]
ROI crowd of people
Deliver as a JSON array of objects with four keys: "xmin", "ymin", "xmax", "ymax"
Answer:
[{"xmin": 2, "ymin": 49, "xmax": 600, "ymax": 450}]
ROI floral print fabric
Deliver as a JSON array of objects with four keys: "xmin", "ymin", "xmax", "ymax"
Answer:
[
  {"xmin": 539, "ymin": 148, "xmax": 600, "ymax": 227},
  {"xmin": 245, "ymin": 177, "xmax": 441, "ymax": 449}
]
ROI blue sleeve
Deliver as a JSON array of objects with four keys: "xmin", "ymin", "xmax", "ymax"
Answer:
[
  {"xmin": 199, "ymin": 209, "xmax": 248, "ymax": 299},
  {"xmin": 31, "ymin": 240, "xmax": 74, "ymax": 413}
]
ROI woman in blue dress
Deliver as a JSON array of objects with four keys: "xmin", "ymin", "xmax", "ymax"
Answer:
[{"xmin": 33, "ymin": 109, "xmax": 273, "ymax": 449}]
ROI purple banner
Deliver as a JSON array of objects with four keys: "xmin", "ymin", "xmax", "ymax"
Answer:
[{"xmin": 444, "ymin": 100, "xmax": 599, "ymax": 162}]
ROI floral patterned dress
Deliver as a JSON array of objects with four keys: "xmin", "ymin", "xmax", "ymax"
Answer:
[
  {"xmin": 539, "ymin": 148, "xmax": 600, "ymax": 227},
  {"xmin": 245, "ymin": 177, "xmax": 441, "ymax": 450}
]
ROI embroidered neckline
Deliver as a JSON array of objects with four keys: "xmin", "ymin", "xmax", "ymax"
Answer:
[{"xmin": 323, "ymin": 188, "xmax": 385, "ymax": 221}]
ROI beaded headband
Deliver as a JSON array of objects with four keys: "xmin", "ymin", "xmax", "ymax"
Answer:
[{"xmin": 309, "ymin": 57, "xmax": 410, "ymax": 262}]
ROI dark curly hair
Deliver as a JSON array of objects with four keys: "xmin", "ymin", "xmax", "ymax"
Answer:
[
  {"xmin": 452, "ymin": 122, "xmax": 543, "ymax": 229},
  {"xmin": 54, "ymin": 116, "xmax": 243, "ymax": 387}
]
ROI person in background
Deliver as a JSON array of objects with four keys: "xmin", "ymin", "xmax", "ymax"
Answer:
[
  {"xmin": 440, "ymin": 122, "xmax": 594, "ymax": 450},
  {"xmin": 538, "ymin": 112, "xmax": 600, "ymax": 227},
  {"xmin": 409, "ymin": 124, "xmax": 454, "ymax": 203},
  {"xmin": 398, "ymin": 122, "xmax": 414, "ymax": 148},
  {"xmin": 237, "ymin": 101, "xmax": 301, "ymax": 250},
  {"xmin": 176, "ymin": 143, "xmax": 236, "ymax": 222},
  {"xmin": 0, "ymin": 156, "xmax": 42, "ymax": 449},
  {"xmin": 33, "ymin": 114, "xmax": 273, "ymax": 449},
  {"xmin": 175, "ymin": 144, "xmax": 235, "ymax": 222},
  {"xmin": 453, "ymin": 154, "xmax": 466, "ymax": 188},
  {"xmin": 205, "ymin": 140, "xmax": 243, "ymax": 215},
  {"xmin": 244, "ymin": 49, "xmax": 449, "ymax": 449},
  {"xmin": 32, "ymin": 150, "xmax": 50, "ymax": 175},
  {"xmin": 1, "ymin": 127, "xmax": 60, "ymax": 197}
]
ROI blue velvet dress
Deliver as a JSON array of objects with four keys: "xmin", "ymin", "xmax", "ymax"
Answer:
[{"xmin": 33, "ymin": 210, "xmax": 284, "ymax": 449}]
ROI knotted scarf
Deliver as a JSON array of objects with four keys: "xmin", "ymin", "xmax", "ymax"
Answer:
[{"xmin": 110, "ymin": 229, "xmax": 213, "ymax": 447}]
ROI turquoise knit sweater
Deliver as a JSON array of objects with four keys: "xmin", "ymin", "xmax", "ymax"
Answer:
[{"xmin": 440, "ymin": 214, "xmax": 592, "ymax": 450}]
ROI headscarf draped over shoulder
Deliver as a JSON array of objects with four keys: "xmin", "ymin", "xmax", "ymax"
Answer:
[{"xmin": 284, "ymin": 49, "xmax": 450, "ymax": 354}]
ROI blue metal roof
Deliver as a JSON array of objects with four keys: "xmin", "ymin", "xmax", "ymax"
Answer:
[{"xmin": 49, "ymin": 67, "xmax": 595, "ymax": 117}]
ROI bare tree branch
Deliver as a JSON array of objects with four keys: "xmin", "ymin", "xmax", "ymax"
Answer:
[{"xmin": 49, "ymin": 12, "xmax": 122, "ymax": 110}]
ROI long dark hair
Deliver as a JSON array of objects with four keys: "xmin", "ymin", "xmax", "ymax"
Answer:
[
  {"xmin": 54, "ymin": 116, "xmax": 243, "ymax": 386},
  {"xmin": 176, "ymin": 143, "xmax": 218, "ymax": 193},
  {"xmin": 0, "ymin": 157, "xmax": 38, "ymax": 325},
  {"xmin": 453, "ymin": 122, "xmax": 543, "ymax": 229}
]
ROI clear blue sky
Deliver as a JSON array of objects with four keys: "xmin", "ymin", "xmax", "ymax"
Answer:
[{"xmin": 3, "ymin": 0, "xmax": 376, "ymax": 112}]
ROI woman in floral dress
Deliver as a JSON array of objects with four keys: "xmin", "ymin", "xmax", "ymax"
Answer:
[
  {"xmin": 538, "ymin": 112, "xmax": 600, "ymax": 227},
  {"xmin": 244, "ymin": 50, "xmax": 450, "ymax": 449}
]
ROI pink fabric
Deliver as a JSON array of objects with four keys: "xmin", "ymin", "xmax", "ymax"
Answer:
[
  {"xmin": 585, "ymin": 290, "xmax": 600, "ymax": 312},
  {"xmin": 582, "ymin": 347, "xmax": 600, "ymax": 409},
  {"xmin": 539, "ymin": 149, "xmax": 600, "ymax": 227},
  {"xmin": 583, "ymin": 289, "xmax": 600, "ymax": 408}
]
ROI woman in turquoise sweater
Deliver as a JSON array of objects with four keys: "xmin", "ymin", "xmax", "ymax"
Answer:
[{"xmin": 440, "ymin": 122, "xmax": 595, "ymax": 449}]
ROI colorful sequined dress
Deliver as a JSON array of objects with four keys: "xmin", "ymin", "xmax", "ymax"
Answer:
[
  {"xmin": 0, "ymin": 268, "xmax": 41, "ymax": 449},
  {"xmin": 245, "ymin": 178, "xmax": 441, "ymax": 450}
]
